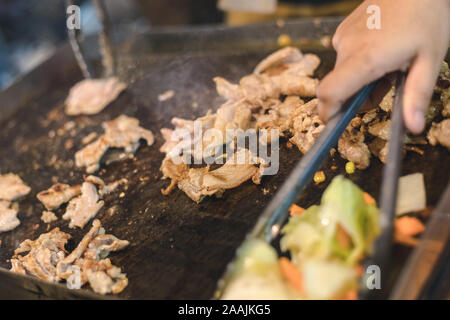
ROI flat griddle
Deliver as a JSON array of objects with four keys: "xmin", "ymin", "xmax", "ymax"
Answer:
[{"xmin": 0, "ymin": 18, "xmax": 449, "ymax": 299}]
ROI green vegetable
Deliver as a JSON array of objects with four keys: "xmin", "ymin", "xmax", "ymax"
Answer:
[{"xmin": 281, "ymin": 175, "xmax": 380, "ymax": 266}]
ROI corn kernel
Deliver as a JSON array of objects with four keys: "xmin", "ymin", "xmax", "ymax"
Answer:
[
  {"xmin": 345, "ymin": 161, "xmax": 355, "ymax": 174},
  {"xmin": 314, "ymin": 171, "xmax": 326, "ymax": 184},
  {"xmin": 278, "ymin": 34, "xmax": 292, "ymax": 47}
]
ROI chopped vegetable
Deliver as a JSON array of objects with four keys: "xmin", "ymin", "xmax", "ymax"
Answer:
[
  {"xmin": 394, "ymin": 232, "xmax": 418, "ymax": 247},
  {"xmin": 222, "ymin": 176, "xmax": 381, "ymax": 300},
  {"xmin": 278, "ymin": 257, "xmax": 303, "ymax": 293},
  {"xmin": 396, "ymin": 173, "xmax": 426, "ymax": 216},
  {"xmin": 221, "ymin": 239, "xmax": 299, "ymax": 300},
  {"xmin": 344, "ymin": 290, "xmax": 358, "ymax": 300},
  {"xmin": 345, "ymin": 161, "xmax": 356, "ymax": 174},
  {"xmin": 313, "ymin": 171, "xmax": 326, "ymax": 184},
  {"xmin": 289, "ymin": 204, "xmax": 305, "ymax": 216},
  {"xmin": 395, "ymin": 216, "xmax": 425, "ymax": 237},
  {"xmin": 303, "ymin": 259, "xmax": 357, "ymax": 300},
  {"xmin": 363, "ymin": 192, "xmax": 376, "ymax": 206},
  {"xmin": 281, "ymin": 176, "xmax": 380, "ymax": 266}
]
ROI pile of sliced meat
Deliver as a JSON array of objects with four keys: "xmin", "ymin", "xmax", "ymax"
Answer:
[
  {"xmin": 160, "ymin": 47, "xmax": 324, "ymax": 202},
  {"xmin": 10, "ymin": 219, "xmax": 129, "ymax": 295},
  {"xmin": 0, "ymin": 173, "xmax": 31, "ymax": 233}
]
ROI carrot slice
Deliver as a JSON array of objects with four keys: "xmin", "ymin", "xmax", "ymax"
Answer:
[
  {"xmin": 343, "ymin": 290, "xmax": 358, "ymax": 300},
  {"xmin": 354, "ymin": 264, "xmax": 364, "ymax": 277},
  {"xmin": 394, "ymin": 232, "xmax": 418, "ymax": 247},
  {"xmin": 278, "ymin": 257, "xmax": 303, "ymax": 293},
  {"xmin": 363, "ymin": 192, "xmax": 376, "ymax": 206},
  {"xmin": 336, "ymin": 224, "xmax": 351, "ymax": 249},
  {"xmin": 289, "ymin": 204, "xmax": 305, "ymax": 217},
  {"xmin": 395, "ymin": 216, "xmax": 425, "ymax": 237}
]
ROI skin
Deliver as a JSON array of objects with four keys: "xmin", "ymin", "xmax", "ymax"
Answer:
[{"xmin": 317, "ymin": 0, "xmax": 450, "ymax": 134}]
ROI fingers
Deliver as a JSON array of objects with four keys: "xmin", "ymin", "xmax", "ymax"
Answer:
[
  {"xmin": 403, "ymin": 53, "xmax": 440, "ymax": 134},
  {"xmin": 317, "ymin": 52, "xmax": 386, "ymax": 121}
]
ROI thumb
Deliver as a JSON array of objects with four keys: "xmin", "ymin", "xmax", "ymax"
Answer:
[{"xmin": 403, "ymin": 54, "xmax": 441, "ymax": 134}]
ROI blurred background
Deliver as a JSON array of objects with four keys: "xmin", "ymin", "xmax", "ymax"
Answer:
[{"xmin": 0, "ymin": 0, "xmax": 361, "ymax": 90}]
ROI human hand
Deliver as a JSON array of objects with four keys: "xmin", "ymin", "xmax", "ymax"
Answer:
[{"xmin": 317, "ymin": 0, "xmax": 450, "ymax": 134}]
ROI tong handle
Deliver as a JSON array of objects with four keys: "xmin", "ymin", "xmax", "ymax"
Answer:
[{"xmin": 360, "ymin": 72, "xmax": 407, "ymax": 299}]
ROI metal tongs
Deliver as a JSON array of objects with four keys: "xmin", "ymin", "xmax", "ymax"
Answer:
[
  {"xmin": 65, "ymin": 0, "xmax": 116, "ymax": 78},
  {"xmin": 216, "ymin": 72, "xmax": 408, "ymax": 299}
]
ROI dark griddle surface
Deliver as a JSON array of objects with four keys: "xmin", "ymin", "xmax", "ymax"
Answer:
[{"xmin": 0, "ymin": 19, "xmax": 449, "ymax": 299}]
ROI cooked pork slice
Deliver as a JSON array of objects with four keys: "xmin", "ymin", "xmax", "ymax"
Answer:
[
  {"xmin": 254, "ymin": 47, "xmax": 303, "ymax": 74},
  {"xmin": 0, "ymin": 200, "xmax": 20, "ymax": 233},
  {"xmin": 75, "ymin": 115, "xmax": 154, "ymax": 173},
  {"xmin": 58, "ymin": 219, "xmax": 129, "ymax": 294},
  {"xmin": 362, "ymin": 109, "xmax": 379, "ymax": 124},
  {"xmin": 177, "ymin": 149, "xmax": 264, "ymax": 202},
  {"xmin": 254, "ymin": 47, "xmax": 320, "ymax": 78},
  {"xmin": 273, "ymin": 74, "xmax": 318, "ymax": 97},
  {"xmin": 65, "ymin": 77, "xmax": 127, "ymax": 115},
  {"xmin": 37, "ymin": 183, "xmax": 81, "ymax": 210},
  {"xmin": 85, "ymin": 175, "xmax": 128, "ymax": 197},
  {"xmin": 214, "ymin": 77, "xmax": 245, "ymax": 101},
  {"xmin": 239, "ymin": 74, "xmax": 281, "ymax": 104},
  {"xmin": 369, "ymin": 138, "xmax": 389, "ymax": 163},
  {"xmin": 287, "ymin": 99, "xmax": 325, "ymax": 154},
  {"xmin": 57, "ymin": 219, "xmax": 101, "ymax": 278},
  {"xmin": 0, "ymin": 173, "xmax": 31, "ymax": 201},
  {"xmin": 83, "ymin": 259, "xmax": 128, "ymax": 295},
  {"xmin": 11, "ymin": 219, "xmax": 130, "ymax": 294},
  {"xmin": 62, "ymin": 182, "xmax": 104, "ymax": 229},
  {"xmin": 10, "ymin": 228, "xmax": 71, "ymax": 282},
  {"xmin": 380, "ymin": 87, "xmax": 395, "ymax": 112},
  {"xmin": 338, "ymin": 127, "xmax": 371, "ymax": 169},
  {"xmin": 84, "ymin": 234, "xmax": 130, "ymax": 260},
  {"xmin": 290, "ymin": 114, "xmax": 325, "ymax": 154},
  {"xmin": 41, "ymin": 211, "xmax": 58, "ymax": 224},
  {"xmin": 368, "ymin": 120, "xmax": 391, "ymax": 140},
  {"xmin": 427, "ymin": 119, "xmax": 450, "ymax": 149}
]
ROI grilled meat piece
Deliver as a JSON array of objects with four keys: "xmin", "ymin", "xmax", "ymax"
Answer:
[
  {"xmin": 380, "ymin": 86, "xmax": 395, "ymax": 112},
  {"xmin": 37, "ymin": 183, "xmax": 81, "ymax": 210},
  {"xmin": 428, "ymin": 119, "xmax": 450, "ymax": 149},
  {"xmin": 0, "ymin": 173, "xmax": 31, "ymax": 201},
  {"xmin": 58, "ymin": 219, "xmax": 129, "ymax": 295},
  {"xmin": 41, "ymin": 211, "xmax": 58, "ymax": 224},
  {"xmin": 338, "ymin": 122, "xmax": 371, "ymax": 169},
  {"xmin": 253, "ymin": 47, "xmax": 320, "ymax": 77},
  {"xmin": 84, "ymin": 234, "xmax": 130, "ymax": 260},
  {"xmin": 65, "ymin": 77, "xmax": 127, "ymax": 115},
  {"xmin": 0, "ymin": 200, "xmax": 20, "ymax": 233},
  {"xmin": 10, "ymin": 228, "xmax": 70, "ymax": 282},
  {"xmin": 62, "ymin": 182, "xmax": 104, "ymax": 229},
  {"xmin": 56, "ymin": 219, "xmax": 102, "ymax": 278},
  {"xmin": 288, "ymin": 99, "xmax": 325, "ymax": 154},
  {"xmin": 369, "ymin": 138, "xmax": 389, "ymax": 163},
  {"xmin": 76, "ymin": 115, "xmax": 154, "ymax": 173},
  {"xmin": 11, "ymin": 219, "xmax": 129, "ymax": 295},
  {"xmin": 162, "ymin": 149, "xmax": 266, "ymax": 202},
  {"xmin": 85, "ymin": 175, "xmax": 128, "ymax": 197},
  {"xmin": 368, "ymin": 120, "xmax": 391, "ymax": 140}
]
